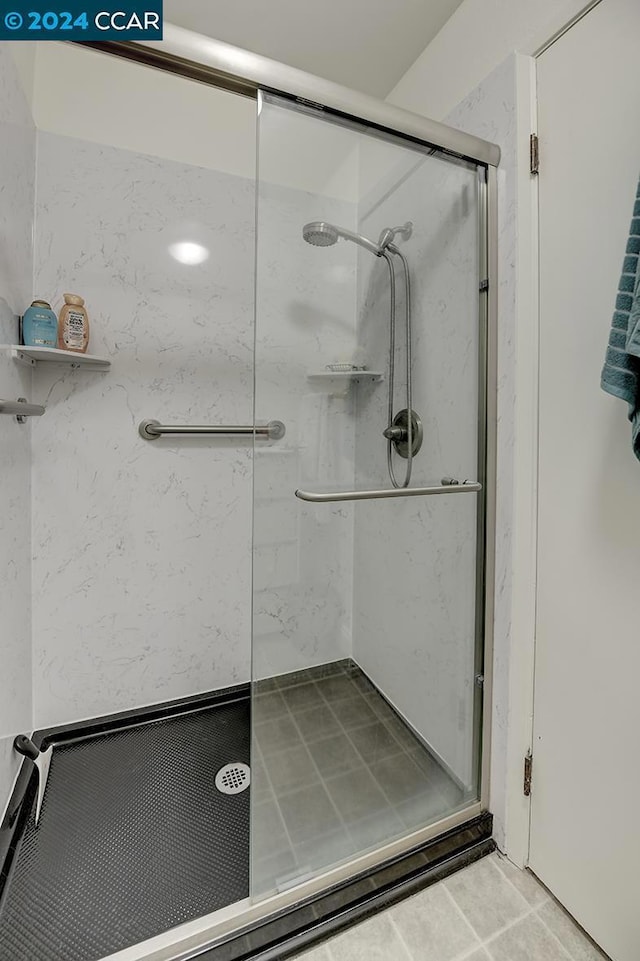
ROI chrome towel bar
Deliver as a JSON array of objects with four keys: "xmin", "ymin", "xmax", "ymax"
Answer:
[
  {"xmin": 0, "ymin": 398, "xmax": 45, "ymax": 422},
  {"xmin": 294, "ymin": 481, "xmax": 481, "ymax": 503},
  {"xmin": 138, "ymin": 419, "xmax": 286, "ymax": 441}
]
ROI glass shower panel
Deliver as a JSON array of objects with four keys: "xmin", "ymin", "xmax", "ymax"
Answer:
[{"xmin": 252, "ymin": 93, "xmax": 483, "ymax": 898}]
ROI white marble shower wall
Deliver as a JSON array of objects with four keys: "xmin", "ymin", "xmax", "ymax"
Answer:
[
  {"xmin": 252, "ymin": 180, "xmax": 359, "ymax": 679},
  {"xmin": 0, "ymin": 43, "xmax": 35, "ymax": 814},
  {"xmin": 30, "ymin": 132, "xmax": 256, "ymax": 727},
  {"xmin": 352, "ymin": 145, "xmax": 481, "ymax": 787},
  {"xmin": 29, "ymin": 127, "xmax": 360, "ymax": 726}
]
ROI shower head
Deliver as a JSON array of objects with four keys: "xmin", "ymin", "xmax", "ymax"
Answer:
[
  {"xmin": 302, "ymin": 222, "xmax": 340, "ymax": 247},
  {"xmin": 302, "ymin": 221, "xmax": 382, "ymax": 257}
]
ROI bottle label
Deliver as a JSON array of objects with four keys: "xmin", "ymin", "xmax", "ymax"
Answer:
[{"xmin": 64, "ymin": 309, "xmax": 85, "ymax": 348}]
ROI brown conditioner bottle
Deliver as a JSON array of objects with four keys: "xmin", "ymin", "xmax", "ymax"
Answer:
[{"xmin": 58, "ymin": 293, "xmax": 90, "ymax": 353}]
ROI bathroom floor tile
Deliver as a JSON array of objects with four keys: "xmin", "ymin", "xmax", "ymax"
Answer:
[
  {"xmin": 492, "ymin": 853, "xmax": 549, "ymax": 908},
  {"xmin": 346, "ymin": 807, "xmax": 405, "ymax": 851},
  {"xmin": 325, "ymin": 767, "xmax": 389, "ymax": 822},
  {"xmin": 277, "ymin": 783, "xmax": 343, "ymax": 845},
  {"xmin": 281, "ymin": 682, "xmax": 325, "ymax": 712},
  {"xmin": 369, "ymin": 752, "xmax": 432, "ymax": 806},
  {"xmin": 388, "ymin": 880, "xmax": 480, "ymax": 961},
  {"xmin": 267, "ymin": 743, "xmax": 320, "ymax": 796},
  {"xmin": 328, "ymin": 695, "xmax": 378, "ymax": 730},
  {"xmin": 316, "ymin": 673, "xmax": 360, "ymax": 702},
  {"xmin": 306, "ymin": 732, "xmax": 363, "ymax": 779},
  {"xmin": 294, "ymin": 703, "xmax": 343, "ymax": 742},
  {"xmin": 444, "ymin": 856, "xmax": 530, "ymax": 940},
  {"xmin": 396, "ymin": 790, "xmax": 452, "ymax": 829},
  {"xmin": 347, "ymin": 721, "xmax": 404, "ymax": 763},
  {"xmin": 293, "ymin": 826, "xmax": 352, "ymax": 874},
  {"xmin": 537, "ymin": 900, "xmax": 609, "ymax": 960},
  {"xmin": 326, "ymin": 913, "xmax": 412, "ymax": 961},
  {"xmin": 486, "ymin": 912, "xmax": 570, "ymax": 961},
  {"xmin": 255, "ymin": 715, "xmax": 303, "ymax": 757},
  {"xmin": 253, "ymin": 690, "xmax": 288, "ymax": 723}
]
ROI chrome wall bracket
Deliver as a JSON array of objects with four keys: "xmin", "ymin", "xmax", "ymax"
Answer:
[{"xmin": 0, "ymin": 397, "xmax": 46, "ymax": 423}]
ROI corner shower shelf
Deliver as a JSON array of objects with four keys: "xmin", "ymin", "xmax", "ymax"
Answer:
[
  {"xmin": 8, "ymin": 345, "xmax": 111, "ymax": 371},
  {"xmin": 307, "ymin": 370, "xmax": 384, "ymax": 385}
]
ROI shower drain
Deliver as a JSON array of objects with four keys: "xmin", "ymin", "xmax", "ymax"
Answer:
[{"xmin": 215, "ymin": 762, "xmax": 251, "ymax": 795}]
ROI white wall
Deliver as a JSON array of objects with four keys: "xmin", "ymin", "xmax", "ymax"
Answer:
[
  {"xmin": 8, "ymin": 42, "xmax": 35, "ymax": 108},
  {"xmin": 387, "ymin": 0, "xmax": 595, "ymax": 120},
  {"xmin": 31, "ymin": 132, "xmax": 256, "ymax": 726},
  {"xmin": 33, "ymin": 42, "xmax": 256, "ymax": 181},
  {"xmin": 0, "ymin": 43, "xmax": 35, "ymax": 814}
]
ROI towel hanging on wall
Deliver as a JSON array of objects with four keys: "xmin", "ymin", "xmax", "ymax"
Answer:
[{"xmin": 601, "ymin": 177, "xmax": 640, "ymax": 460}]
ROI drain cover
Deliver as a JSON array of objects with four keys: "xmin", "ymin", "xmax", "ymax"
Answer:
[{"xmin": 215, "ymin": 762, "xmax": 251, "ymax": 795}]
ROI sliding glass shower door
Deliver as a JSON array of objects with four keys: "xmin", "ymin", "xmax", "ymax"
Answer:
[{"xmin": 251, "ymin": 93, "xmax": 486, "ymax": 898}]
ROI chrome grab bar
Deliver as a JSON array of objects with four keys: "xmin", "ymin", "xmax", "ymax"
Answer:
[
  {"xmin": 0, "ymin": 398, "xmax": 45, "ymax": 421},
  {"xmin": 295, "ymin": 481, "xmax": 481, "ymax": 503},
  {"xmin": 138, "ymin": 419, "xmax": 286, "ymax": 441}
]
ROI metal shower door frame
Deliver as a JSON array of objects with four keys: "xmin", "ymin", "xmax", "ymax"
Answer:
[{"xmin": 69, "ymin": 27, "xmax": 499, "ymax": 961}]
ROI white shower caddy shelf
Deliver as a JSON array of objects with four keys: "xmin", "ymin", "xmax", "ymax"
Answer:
[
  {"xmin": 7, "ymin": 345, "xmax": 111, "ymax": 371},
  {"xmin": 307, "ymin": 370, "xmax": 383, "ymax": 385}
]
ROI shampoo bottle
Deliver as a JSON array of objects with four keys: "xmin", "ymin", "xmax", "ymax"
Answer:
[
  {"xmin": 58, "ymin": 294, "xmax": 90, "ymax": 353},
  {"xmin": 22, "ymin": 300, "xmax": 58, "ymax": 348}
]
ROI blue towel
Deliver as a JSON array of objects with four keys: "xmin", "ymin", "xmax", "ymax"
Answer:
[{"xmin": 601, "ymin": 177, "xmax": 640, "ymax": 460}]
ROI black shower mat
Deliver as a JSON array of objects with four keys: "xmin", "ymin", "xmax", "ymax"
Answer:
[{"xmin": 0, "ymin": 698, "xmax": 250, "ymax": 961}]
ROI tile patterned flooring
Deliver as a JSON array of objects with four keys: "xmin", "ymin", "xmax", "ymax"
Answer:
[
  {"xmin": 252, "ymin": 660, "xmax": 469, "ymax": 893},
  {"xmin": 292, "ymin": 853, "xmax": 609, "ymax": 961}
]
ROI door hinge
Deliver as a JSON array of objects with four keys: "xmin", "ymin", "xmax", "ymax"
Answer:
[
  {"xmin": 530, "ymin": 134, "xmax": 539, "ymax": 176},
  {"xmin": 523, "ymin": 750, "xmax": 533, "ymax": 796}
]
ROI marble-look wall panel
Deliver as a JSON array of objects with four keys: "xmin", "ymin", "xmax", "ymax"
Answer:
[
  {"xmin": 253, "ymin": 177, "xmax": 358, "ymax": 679},
  {"xmin": 352, "ymin": 147, "xmax": 480, "ymax": 786},
  {"xmin": 445, "ymin": 56, "xmax": 518, "ymax": 844},
  {"xmin": 32, "ymin": 132, "xmax": 256, "ymax": 727},
  {"xmin": 0, "ymin": 44, "xmax": 35, "ymax": 815}
]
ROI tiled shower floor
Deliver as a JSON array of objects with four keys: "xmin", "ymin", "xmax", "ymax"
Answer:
[{"xmin": 252, "ymin": 660, "xmax": 469, "ymax": 892}]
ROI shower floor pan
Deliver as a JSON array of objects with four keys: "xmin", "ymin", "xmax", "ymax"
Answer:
[
  {"xmin": 0, "ymin": 661, "xmax": 476, "ymax": 961},
  {"xmin": 0, "ymin": 688, "xmax": 250, "ymax": 961}
]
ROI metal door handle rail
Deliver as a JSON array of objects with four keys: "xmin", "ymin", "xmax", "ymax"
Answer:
[
  {"xmin": 295, "ymin": 481, "xmax": 481, "ymax": 503},
  {"xmin": 138, "ymin": 419, "xmax": 286, "ymax": 441},
  {"xmin": 0, "ymin": 398, "xmax": 45, "ymax": 418}
]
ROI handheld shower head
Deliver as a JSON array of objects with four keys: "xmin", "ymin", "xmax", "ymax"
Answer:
[
  {"xmin": 302, "ymin": 221, "xmax": 382, "ymax": 257},
  {"xmin": 302, "ymin": 222, "xmax": 340, "ymax": 247}
]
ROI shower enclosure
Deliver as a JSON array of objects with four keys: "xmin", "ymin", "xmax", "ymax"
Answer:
[
  {"xmin": 0, "ymin": 30, "xmax": 497, "ymax": 961},
  {"xmin": 251, "ymin": 91, "xmax": 492, "ymax": 898}
]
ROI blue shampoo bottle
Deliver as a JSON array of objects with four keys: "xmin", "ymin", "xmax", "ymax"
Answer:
[{"xmin": 22, "ymin": 300, "xmax": 58, "ymax": 348}]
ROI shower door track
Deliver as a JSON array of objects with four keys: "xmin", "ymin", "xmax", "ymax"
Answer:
[
  {"xmin": 71, "ymin": 29, "xmax": 499, "ymax": 961},
  {"xmin": 78, "ymin": 27, "xmax": 500, "ymax": 168}
]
